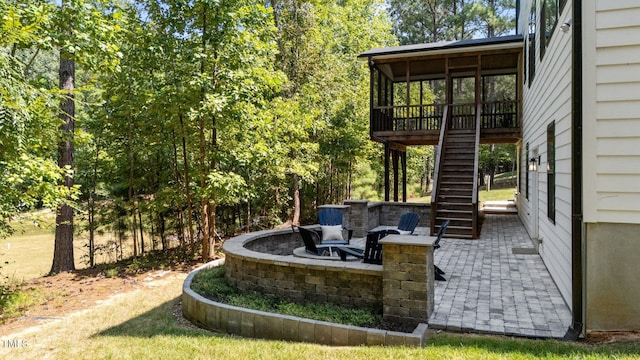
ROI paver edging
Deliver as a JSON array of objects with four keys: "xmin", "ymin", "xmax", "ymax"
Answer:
[{"xmin": 182, "ymin": 260, "xmax": 429, "ymax": 347}]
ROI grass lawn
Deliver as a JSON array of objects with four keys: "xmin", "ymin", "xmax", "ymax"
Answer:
[
  {"xmin": 2, "ymin": 209, "xmax": 177, "ymax": 281},
  {"xmin": 1, "ymin": 272, "xmax": 638, "ymax": 360}
]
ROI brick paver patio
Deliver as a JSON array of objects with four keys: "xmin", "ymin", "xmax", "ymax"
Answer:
[{"xmin": 427, "ymin": 214, "xmax": 573, "ymax": 338}]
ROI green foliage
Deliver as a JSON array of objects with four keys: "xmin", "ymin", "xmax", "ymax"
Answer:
[
  {"xmin": 479, "ymin": 144, "xmax": 516, "ymax": 173},
  {"xmin": 191, "ymin": 266, "xmax": 382, "ymax": 327},
  {"xmin": 388, "ymin": 0, "xmax": 516, "ymax": 44},
  {"xmin": 0, "ymin": 277, "xmax": 67, "ymax": 322}
]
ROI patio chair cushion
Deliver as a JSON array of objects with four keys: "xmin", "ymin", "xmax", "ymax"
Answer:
[{"xmin": 321, "ymin": 225, "xmax": 343, "ymax": 241}]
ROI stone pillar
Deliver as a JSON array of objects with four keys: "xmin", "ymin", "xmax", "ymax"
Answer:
[
  {"xmin": 379, "ymin": 235, "xmax": 436, "ymax": 328},
  {"xmin": 343, "ymin": 200, "xmax": 369, "ymax": 237}
]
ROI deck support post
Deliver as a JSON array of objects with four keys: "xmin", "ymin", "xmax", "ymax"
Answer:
[
  {"xmin": 384, "ymin": 143, "xmax": 390, "ymax": 202},
  {"xmin": 402, "ymin": 151, "xmax": 407, "ymax": 202},
  {"xmin": 392, "ymin": 150, "xmax": 399, "ymax": 202}
]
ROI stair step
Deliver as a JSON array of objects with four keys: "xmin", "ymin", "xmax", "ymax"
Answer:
[
  {"xmin": 442, "ymin": 163, "xmax": 474, "ymax": 168},
  {"xmin": 447, "ymin": 129, "xmax": 476, "ymax": 134},
  {"xmin": 445, "ymin": 142, "xmax": 475, "ymax": 146},
  {"xmin": 440, "ymin": 188, "xmax": 473, "ymax": 193},
  {"xmin": 438, "ymin": 200, "xmax": 474, "ymax": 204},
  {"xmin": 436, "ymin": 209, "xmax": 473, "ymax": 214},
  {"xmin": 438, "ymin": 187, "xmax": 473, "ymax": 194},
  {"xmin": 445, "ymin": 225, "xmax": 473, "ymax": 231},
  {"xmin": 444, "ymin": 155, "xmax": 475, "ymax": 161},
  {"xmin": 439, "ymin": 168, "xmax": 474, "ymax": 174},
  {"xmin": 439, "ymin": 193, "xmax": 472, "ymax": 199},
  {"xmin": 441, "ymin": 233, "xmax": 474, "ymax": 239},
  {"xmin": 436, "ymin": 216, "xmax": 472, "ymax": 221},
  {"xmin": 444, "ymin": 149, "xmax": 475, "ymax": 156},
  {"xmin": 437, "ymin": 202, "xmax": 474, "ymax": 208},
  {"xmin": 436, "ymin": 218, "xmax": 472, "ymax": 226},
  {"xmin": 439, "ymin": 196, "xmax": 472, "ymax": 201},
  {"xmin": 441, "ymin": 175, "xmax": 473, "ymax": 181},
  {"xmin": 441, "ymin": 181, "xmax": 473, "ymax": 186}
]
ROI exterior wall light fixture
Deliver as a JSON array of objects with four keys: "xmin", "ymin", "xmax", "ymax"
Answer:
[
  {"xmin": 529, "ymin": 156, "xmax": 539, "ymax": 171},
  {"xmin": 561, "ymin": 18, "xmax": 572, "ymax": 33}
]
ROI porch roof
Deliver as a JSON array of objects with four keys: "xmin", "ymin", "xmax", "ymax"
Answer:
[
  {"xmin": 360, "ymin": 35, "xmax": 523, "ymax": 82},
  {"xmin": 359, "ymin": 34, "xmax": 523, "ymax": 60}
]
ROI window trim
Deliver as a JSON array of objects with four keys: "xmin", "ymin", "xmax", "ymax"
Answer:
[
  {"xmin": 541, "ymin": 0, "xmax": 559, "ymax": 59},
  {"xmin": 527, "ymin": 1, "xmax": 537, "ymax": 87},
  {"xmin": 547, "ymin": 121, "xmax": 556, "ymax": 224},
  {"xmin": 525, "ymin": 142, "xmax": 530, "ymax": 200}
]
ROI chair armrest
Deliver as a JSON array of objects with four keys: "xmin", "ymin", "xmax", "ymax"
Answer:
[{"xmin": 345, "ymin": 228, "xmax": 354, "ymax": 241}]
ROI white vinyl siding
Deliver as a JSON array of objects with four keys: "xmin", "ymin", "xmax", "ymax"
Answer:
[
  {"xmin": 583, "ymin": 2, "xmax": 640, "ymax": 224},
  {"xmin": 519, "ymin": 0, "xmax": 573, "ymax": 306}
]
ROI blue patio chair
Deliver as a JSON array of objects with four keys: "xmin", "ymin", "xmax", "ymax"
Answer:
[
  {"xmin": 317, "ymin": 208, "xmax": 353, "ymax": 245},
  {"xmin": 387, "ymin": 212, "xmax": 420, "ymax": 235},
  {"xmin": 433, "ymin": 220, "xmax": 450, "ymax": 281}
]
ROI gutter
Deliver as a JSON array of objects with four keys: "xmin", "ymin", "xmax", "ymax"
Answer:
[{"xmin": 567, "ymin": 0, "xmax": 584, "ymax": 339}]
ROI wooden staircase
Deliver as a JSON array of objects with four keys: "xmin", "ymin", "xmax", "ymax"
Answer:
[{"xmin": 431, "ymin": 105, "xmax": 481, "ymax": 239}]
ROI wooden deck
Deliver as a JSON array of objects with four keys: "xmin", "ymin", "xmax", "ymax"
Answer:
[{"xmin": 371, "ymin": 101, "xmax": 520, "ymax": 145}]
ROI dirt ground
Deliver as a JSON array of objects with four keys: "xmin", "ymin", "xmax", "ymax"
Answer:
[{"xmin": 0, "ymin": 259, "xmax": 203, "ymax": 336}]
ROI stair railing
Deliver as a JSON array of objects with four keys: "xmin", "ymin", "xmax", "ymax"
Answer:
[
  {"xmin": 431, "ymin": 105, "xmax": 449, "ymax": 235},
  {"xmin": 472, "ymin": 103, "xmax": 482, "ymax": 238}
]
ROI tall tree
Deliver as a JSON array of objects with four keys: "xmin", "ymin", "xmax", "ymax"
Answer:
[
  {"xmin": 0, "ymin": 0, "xmax": 65, "ymax": 239},
  {"xmin": 387, "ymin": 0, "xmax": 515, "ymax": 44},
  {"xmin": 49, "ymin": 0, "xmax": 124, "ymax": 271},
  {"xmin": 51, "ymin": 8, "xmax": 76, "ymax": 272}
]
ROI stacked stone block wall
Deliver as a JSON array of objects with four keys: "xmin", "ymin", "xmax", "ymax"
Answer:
[
  {"xmin": 183, "ymin": 260, "xmax": 430, "ymax": 346},
  {"xmin": 380, "ymin": 236, "xmax": 435, "ymax": 328},
  {"xmin": 313, "ymin": 201, "xmax": 431, "ymax": 237},
  {"xmin": 377, "ymin": 203, "xmax": 430, "ymax": 227},
  {"xmin": 224, "ymin": 252, "xmax": 383, "ymax": 309},
  {"xmin": 223, "ymin": 229, "xmax": 384, "ymax": 310},
  {"xmin": 243, "ymin": 231, "xmax": 299, "ymax": 255}
]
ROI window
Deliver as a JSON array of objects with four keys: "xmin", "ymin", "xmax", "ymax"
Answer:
[
  {"xmin": 547, "ymin": 121, "xmax": 555, "ymax": 223},
  {"xmin": 528, "ymin": 2, "xmax": 536, "ymax": 87},
  {"xmin": 541, "ymin": 0, "xmax": 558, "ymax": 58},
  {"xmin": 523, "ymin": 41, "xmax": 527, "ymax": 85},
  {"xmin": 526, "ymin": 142, "xmax": 530, "ymax": 200}
]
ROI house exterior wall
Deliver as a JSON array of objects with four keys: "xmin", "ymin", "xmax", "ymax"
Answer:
[
  {"xmin": 517, "ymin": 0, "xmax": 574, "ymax": 309},
  {"xmin": 582, "ymin": 1, "xmax": 640, "ymax": 332},
  {"xmin": 582, "ymin": 1, "xmax": 640, "ymax": 223}
]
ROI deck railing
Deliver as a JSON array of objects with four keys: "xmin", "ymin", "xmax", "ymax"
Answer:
[
  {"xmin": 371, "ymin": 100, "xmax": 518, "ymax": 132},
  {"xmin": 371, "ymin": 104, "xmax": 445, "ymax": 132}
]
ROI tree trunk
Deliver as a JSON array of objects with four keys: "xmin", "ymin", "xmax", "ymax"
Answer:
[
  {"xmin": 292, "ymin": 173, "xmax": 301, "ymax": 225},
  {"xmin": 128, "ymin": 112, "xmax": 138, "ymax": 258},
  {"xmin": 170, "ymin": 129, "xmax": 184, "ymax": 247},
  {"xmin": 159, "ymin": 212, "xmax": 167, "ymax": 251},
  {"xmin": 51, "ymin": 47, "xmax": 75, "ymax": 274},
  {"xmin": 138, "ymin": 206, "xmax": 145, "ymax": 254},
  {"xmin": 87, "ymin": 129, "xmax": 101, "ymax": 268},
  {"xmin": 179, "ymin": 112, "xmax": 195, "ymax": 252}
]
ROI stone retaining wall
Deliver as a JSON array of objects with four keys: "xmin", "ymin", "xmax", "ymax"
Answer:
[
  {"xmin": 341, "ymin": 201, "xmax": 431, "ymax": 237},
  {"xmin": 223, "ymin": 228, "xmax": 384, "ymax": 310},
  {"xmin": 242, "ymin": 229, "xmax": 299, "ymax": 256},
  {"xmin": 182, "ymin": 260, "xmax": 429, "ymax": 346}
]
